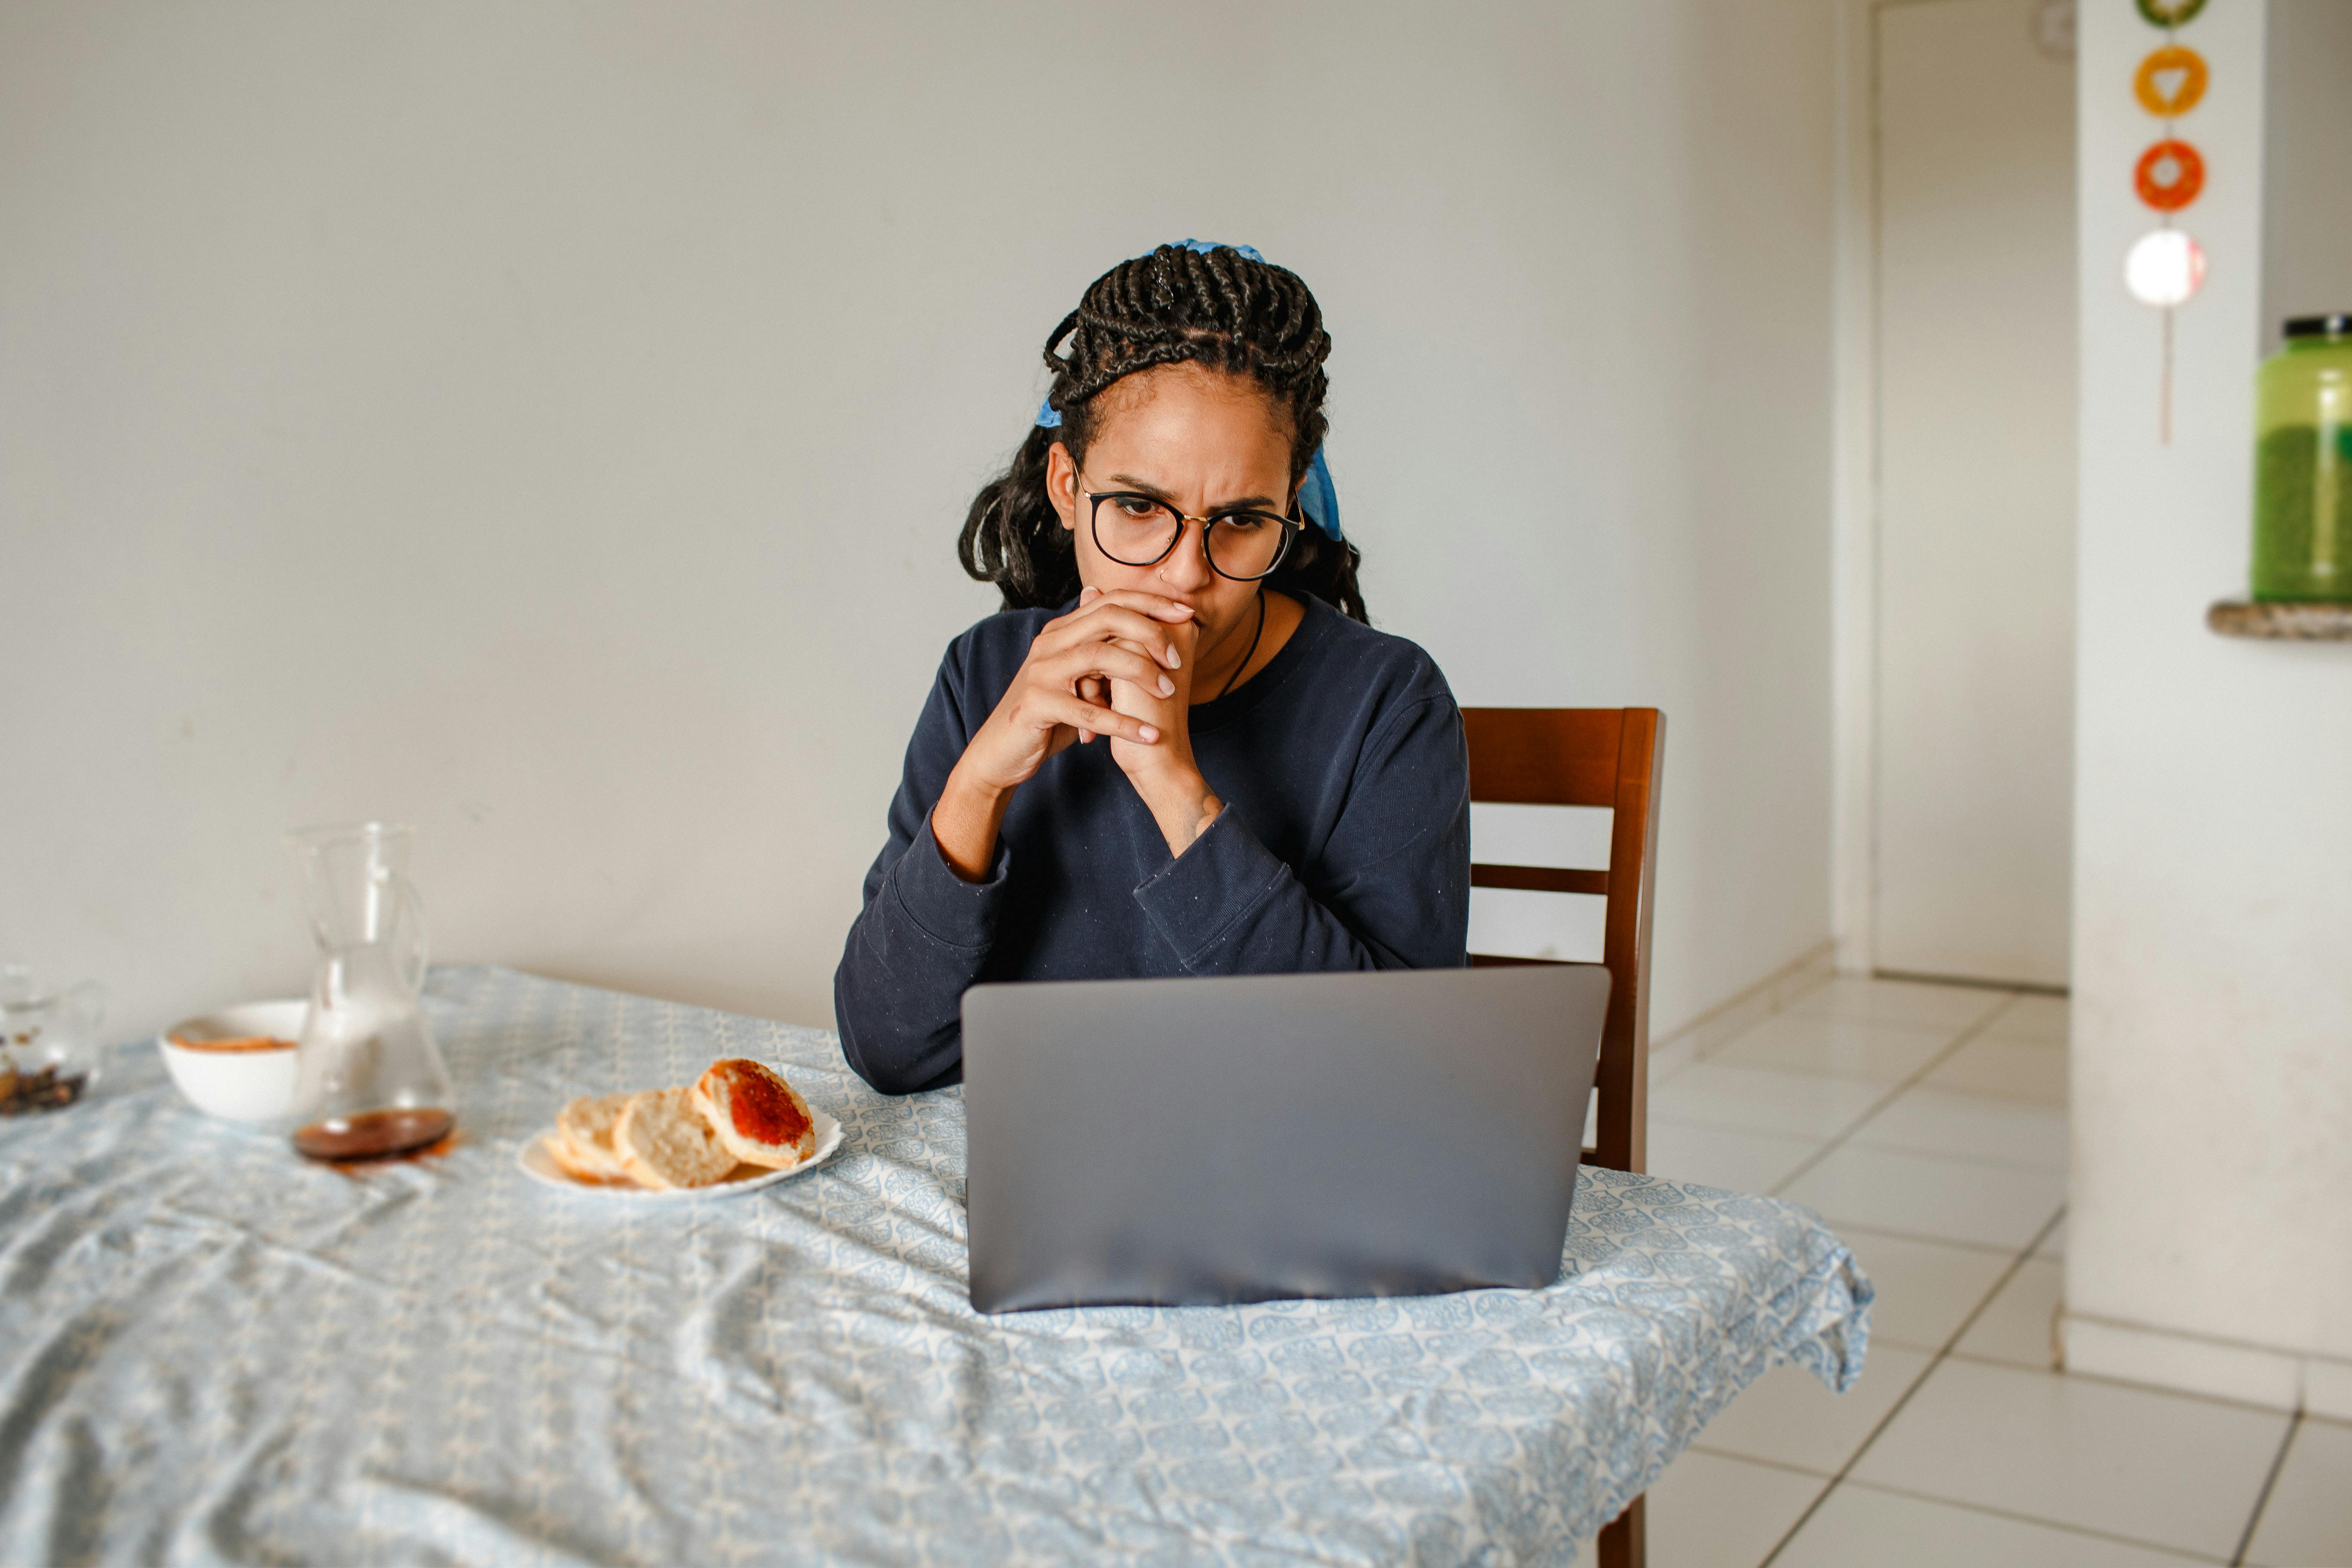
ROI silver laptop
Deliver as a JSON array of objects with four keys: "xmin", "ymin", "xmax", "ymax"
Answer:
[{"xmin": 962, "ymin": 964, "xmax": 1611, "ymax": 1314}]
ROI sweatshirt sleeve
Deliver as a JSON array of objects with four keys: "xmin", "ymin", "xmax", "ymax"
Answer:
[
  {"xmin": 833, "ymin": 641, "xmax": 1007, "ymax": 1096},
  {"xmin": 1131, "ymin": 690, "xmax": 1471, "ymax": 974}
]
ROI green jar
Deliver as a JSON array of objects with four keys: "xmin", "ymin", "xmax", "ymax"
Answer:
[{"xmin": 2252, "ymin": 315, "xmax": 2352, "ymax": 601}]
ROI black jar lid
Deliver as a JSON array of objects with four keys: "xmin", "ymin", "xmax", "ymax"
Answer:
[{"xmin": 2284, "ymin": 314, "xmax": 2352, "ymax": 339}]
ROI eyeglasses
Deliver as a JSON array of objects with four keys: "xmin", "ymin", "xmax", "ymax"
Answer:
[{"xmin": 1080, "ymin": 481, "xmax": 1303, "ymax": 582}]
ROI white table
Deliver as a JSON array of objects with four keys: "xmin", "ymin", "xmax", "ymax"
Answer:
[{"xmin": 0, "ymin": 967, "xmax": 1870, "ymax": 1565}]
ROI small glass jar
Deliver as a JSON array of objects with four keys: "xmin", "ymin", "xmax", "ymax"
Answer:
[
  {"xmin": 0, "ymin": 966, "xmax": 106, "ymax": 1114},
  {"xmin": 2251, "ymin": 314, "xmax": 2352, "ymax": 601}
]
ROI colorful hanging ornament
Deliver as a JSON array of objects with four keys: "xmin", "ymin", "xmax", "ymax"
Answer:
[
  {"xmin": 2125, "ymin": 229, "xmax": 2206, "ymax": 307},
  {"xmin": 2132, "ymin": 43, "xmax": 2208, "ymax": 115},
  {"xmin": 2128, "ymin": 0, "xmax": 2209, "ymax": 445},
  {"xmin": 2134, "ymin": 138, "xmax": 2206, "ymax": 211}
]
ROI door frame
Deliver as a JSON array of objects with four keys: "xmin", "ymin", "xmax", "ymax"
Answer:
[{"xmin": 1828, "ymin": 0, "xmax": 1884, "ymax": 976}]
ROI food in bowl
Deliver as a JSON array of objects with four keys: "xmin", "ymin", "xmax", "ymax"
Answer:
[
  {"xmin": 159, "ymin": 1001, "xmax": 306, "ymax": 1123},
  {"xmin": 167, "ymin": 1033, "xmax": 290, "ymax": 1053}
]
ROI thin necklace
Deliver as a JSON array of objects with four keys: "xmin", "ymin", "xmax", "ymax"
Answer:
[{"xmin": 1215, "ymin": 591, "xmax": 1268, "ymax": 701}]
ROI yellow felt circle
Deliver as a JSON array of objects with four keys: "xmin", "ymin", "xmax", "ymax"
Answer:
[{"xmin": 2134, "ymin": 45, "xmax": 2208, "ymax": 117}]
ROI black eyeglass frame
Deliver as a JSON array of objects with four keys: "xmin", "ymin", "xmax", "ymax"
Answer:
[{"xmin": 1079, "ymin": 483, "xmax": 1305, "ymax": 582}]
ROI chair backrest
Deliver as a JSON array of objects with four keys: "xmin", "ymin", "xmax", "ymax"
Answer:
[{"xmin": 1461, "ymin": 708, "xmax": 1664, "ymax": 1175}]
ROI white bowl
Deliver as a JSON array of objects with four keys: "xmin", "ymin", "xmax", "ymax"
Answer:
[{"xmin": 158, "ymin": 1001, "xmax": 306, "ymax": 1123}]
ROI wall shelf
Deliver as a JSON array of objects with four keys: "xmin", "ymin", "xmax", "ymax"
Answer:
[{"xmin": 2207, "ymin": 600, "xmax": 2352, "ymax": 640}]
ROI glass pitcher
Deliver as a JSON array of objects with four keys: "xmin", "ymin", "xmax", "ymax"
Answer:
[
  {"xmin": 0, "ymin": 966, "xmax": 106, "ymax": 1114},
  {"xmin": 287, "ymin": 823, "xmax": 456, "ymax": 1160}
]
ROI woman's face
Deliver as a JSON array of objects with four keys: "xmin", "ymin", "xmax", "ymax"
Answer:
[{"xmin": 1044, "ymin": 362, "xmax": 1293, "ymax": 643}]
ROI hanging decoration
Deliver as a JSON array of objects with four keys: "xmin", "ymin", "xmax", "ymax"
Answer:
[
  {"xmin": 2124, "ymin": 230, "xmax": 2206, "ymax": 307},
  {"xmin": 2133, "ymin": 138, "xmax": 2205, "ymax": 210},
  {"xmin": 2131, "ymin": 43, "xmax": 2207, "ymax": 114},
  {"xmin": 2125, "ymin": 2, "xmax": 2210, "ymax": 444}
]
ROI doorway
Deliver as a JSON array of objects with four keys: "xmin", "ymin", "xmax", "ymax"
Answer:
[{"xmin": 1862, "ymin": 0, "xmax": 2077, "ymax": 989}]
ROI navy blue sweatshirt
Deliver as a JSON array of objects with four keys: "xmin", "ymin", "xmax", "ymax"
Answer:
[{"xmin": 833, "ymin": 593, "xmax": 1471, "ymax": 1095}]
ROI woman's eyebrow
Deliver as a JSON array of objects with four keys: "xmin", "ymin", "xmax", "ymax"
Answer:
[{"xmin": 1105, "ymin": 474, "xmax": 1281, "ymax": 513}]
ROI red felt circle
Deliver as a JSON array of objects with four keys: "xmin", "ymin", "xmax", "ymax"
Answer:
[{"xmin": 2135, "ymin": 139, "xmax": 2205, "ymax": 211}]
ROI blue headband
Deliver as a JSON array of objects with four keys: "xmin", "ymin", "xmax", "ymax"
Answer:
[{"xmin": 1035, "ymin": 239, "xmax": 1342, "ymax": 544}]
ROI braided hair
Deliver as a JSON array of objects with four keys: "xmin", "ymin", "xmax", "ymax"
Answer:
[{"xmin": 959, "ymin": 244, "xmax": 1368, "ymax": 623}]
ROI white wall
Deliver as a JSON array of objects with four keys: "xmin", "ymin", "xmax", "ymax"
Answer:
[
  {"xmin": 2066, "ymin": 0, "xmax": 2352, "ymax": 1415},
  {"xmin": 2262, "ymin": 0, "xmax": 2352, "ymax": 349},
  {"xmin": 2, "ymin": 0, "xmax": 1837, "ymax": 1042}
]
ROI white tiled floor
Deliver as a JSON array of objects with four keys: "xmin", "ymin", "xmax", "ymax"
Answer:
[
  {"xmin": 1920, "ymin": 1034, "xmax": 2070, "ymax": 1105},
  {"xmin": 1782, "ymin": 976, "xmax": 2009, "ymax": 1032},
  {"xmin": 1645, "ymin": 1452, "xmax": 1827, "ymax": 1568},
  {"xmin": 1853, "ymin": 1360, "xmax": 2288, "ymax": 1559},
  {"xmin": 1951, "ymin": 1254, "xmax": 2064, "ymax": 1369},
  {"xmin": 1975, "ymin": 992, "xmax": 2071, "ymax": 1044},
  {"xmin": 1833, "ymin": 1229, "xmax": 2011, "ymax": 1352},
  {"xmin": 1692, "ymin": 1345, "xmax": 1937, "ymax": 1475},
  {"xmin": 1650, "ymin": 1063, "xmax": 1886, "ymax": 1141},
  {"xmin": 2244, "ymin": 1416, "xmax": 2352, "ymax": 1567},
  {"xmin": 1774, "ymin": 1485, "xmax": 2218, "ymax": 1567},
  {"xmin": 1778, "ymin": 1142, "xmax": 2065, "ymax": 1250},
  {"xmin": 1841, "ymin": 1086, "xmax": 2067, "ymax": 1169},
  {"xmin": 1709, "ymin": 1013, "xmax": 1953, "ymax": 1085},
  {"xmin": 1626, "ymin": 977, "xmax": 2315, "ymax": 1568},
  {"xmin": 1646, "ymin": 1121, "xmax": 1825, "ymax": 1196}
]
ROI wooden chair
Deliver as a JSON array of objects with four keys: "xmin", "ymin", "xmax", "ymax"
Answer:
[{"xmin": 1462, "ymin": 707, "xmax": 1665, "ymax": 1568}]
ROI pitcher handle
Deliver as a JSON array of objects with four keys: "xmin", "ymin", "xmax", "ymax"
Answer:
[{"xmin": 396, "ymin": 878, "xmax": 431, "ymax": 995}]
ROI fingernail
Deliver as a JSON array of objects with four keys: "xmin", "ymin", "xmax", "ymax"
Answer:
[
  {"xmin": 1139, "ymin": 726, "xmax": 1160, "ymax": 743},
  {"xmin": 1158, "ymin": 676, "xmax": 1174, "ymax": 697},
  {"xmin": 1167, "ymin": 648, "xmax": 1181, "ymax": 668}
]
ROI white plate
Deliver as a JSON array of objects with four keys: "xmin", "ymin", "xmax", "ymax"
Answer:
[{"xmin": 518, "ymin": 1108, "xmax": 842, "ymax": 1199}]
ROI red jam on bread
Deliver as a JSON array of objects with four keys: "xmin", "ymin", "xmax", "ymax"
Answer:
[
  {"xmin": 690, "ymin": 1058, "xmax": 818, "ymax": 1170},
  {"xmin": 712, "ymin": 1059, "xmax": 811, "ymax": 1145}
]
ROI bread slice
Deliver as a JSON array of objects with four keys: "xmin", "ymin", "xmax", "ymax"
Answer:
[
  {"xmin": 612, "ymin": 1087, "xmax": 736, "ymax": 1190},
  {"xmin": 548, "ymin": 1134, "xmax": 625, "ymax": 1185},
  {"xmin": 690, "ymin": 1059, "xmax": 818, "ymax": 1170},
  {"xmin": 552, "ymin": 1093, "xmax": 633, "ymax": 1183}
]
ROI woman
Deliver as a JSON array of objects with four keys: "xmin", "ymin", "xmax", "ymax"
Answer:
[{"xmin": 835, "ymin": 241, "xmax": 1469, "ymax": 1095}]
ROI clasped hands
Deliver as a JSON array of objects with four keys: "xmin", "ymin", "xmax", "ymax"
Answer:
[{"xmin": 931, "ymin": 588, "xmax": 1225, "ymax": 879}]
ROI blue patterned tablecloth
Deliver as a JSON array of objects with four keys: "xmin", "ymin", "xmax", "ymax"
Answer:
[{"xmin": 0, "ymin": 967, "xmax": 1869, "ymax": 1566}]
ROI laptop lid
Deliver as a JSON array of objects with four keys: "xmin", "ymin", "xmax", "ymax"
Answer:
[{"xmin": 963, "ymin": 964, "xmax": 1611, "ymax": 1314}]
